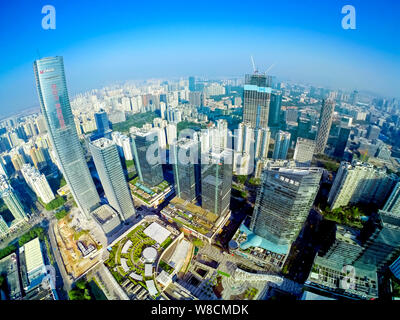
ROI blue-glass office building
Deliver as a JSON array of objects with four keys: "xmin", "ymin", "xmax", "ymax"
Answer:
[{"xmin": 33, "ymin": 56, "xmax": 100, "ymax": 218}]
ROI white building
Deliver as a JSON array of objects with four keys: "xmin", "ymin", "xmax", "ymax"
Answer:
[
  {"xmin": 328, "ymin": 161, "xmax": 398, "ymax": 210},
  {"xmin": 111, "ymin": 131, "xmax": 133, "ymax": 161},
  {"xmin": 21, "ymin": 164, "xmax": 55, "ymax": 204}
]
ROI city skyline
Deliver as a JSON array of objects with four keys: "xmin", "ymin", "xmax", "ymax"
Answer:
[
  {"xmin": 1, "ymin": 0, "xmax": 400, "ymax": 305},
  {"xmin": 0, "ymin": 0, "xmax": 400, "ymax": 118}
]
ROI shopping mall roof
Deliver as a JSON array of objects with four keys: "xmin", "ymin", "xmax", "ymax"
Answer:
[
  {"xmin": 23, "ymin": 238, "xmax": 45, "ymax": 275},
  {"xmin": 144, "ymin": 222, "xmax": 171, "ymax": 244}
]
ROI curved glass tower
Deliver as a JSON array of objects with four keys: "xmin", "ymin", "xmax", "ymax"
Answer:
[{"xmin": 33, "ymin": 56, "xmax": 100, "ymax": 218}]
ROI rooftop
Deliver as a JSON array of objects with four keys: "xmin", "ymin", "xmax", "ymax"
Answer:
[
  {"xmin": 23, "ymin": 238, "xmax": 45, "ymax": 275},
  {"xmin": 143, "ymin": 222, "xmax": 171, "ymax": 244}
]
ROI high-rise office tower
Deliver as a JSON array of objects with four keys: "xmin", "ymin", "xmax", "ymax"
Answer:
[
  {"xmin": 268, "ymin": 90, "xmax": 282, "ymax": 128},
  {"xmin": 189, "ymin": 76, "xmax": 196, "ymax": 92},
  {"xmin": 21, "ymin": 164, "xmax": 55, "ymax": 204},
  {"xmin": 272, "ymin": 130, "xmax": 291, "ymax": 160},
  {"xmin": 171, "ymin": 138, "xmax": 200, "ymax": 202},
  {"xmin": 333, "ymin": 126, "xmax": 351, "ymax": 158},
  {"xmin": 351, "ymin": 90, "xmax": 359, "ymax": 105},
  {"xmin": 315, "ymin": 99, "xmax": 335, "ymax": 154},
  {"xmin": 90, "ymin": 138, "xmax": 135, "ymax": 221},
  {"xmin": 94, "ymin": 110, "xmax": 111, "ymax": 138},
  {"xmin": 328, "ymin": 161, "xmax": 397, "ymax": 210},
  {"xmin": 383, "ymin": 182, "xmax": 400, "ymax": 215},
  {"xmin": 250, "ymin": 163, "xmax": 322, "ymax": 246},
  {"xmin": 201, "ymin": 149, "xmax": 233, "ymax": 216},
  {"xmin": 243, "ymin": 74, "xmax": 272, "ymax": 129},
  {"xmin": 355, "ymin": 210, "xmax": 400, "ymax": 272},
  {"xmin": 293, "ymin": 138, "xmax": 316, "ymax": 167},
  {"xmin": 33, "ymin": 56, "xmax": 100, "ymax": 218},
  {"xmin": 130, "ymin": 127, "xmax": 164, "ymax": 187}
]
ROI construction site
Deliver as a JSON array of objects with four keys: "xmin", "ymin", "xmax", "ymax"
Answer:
[{"xmin": 53, "ymin": 215, "xmax": 102, "ymax": 280}]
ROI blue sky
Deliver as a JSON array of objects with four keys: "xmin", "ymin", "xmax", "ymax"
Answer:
[{"xmin": 0, "ymin": 0, "xmax": 399, "ymax": 117}]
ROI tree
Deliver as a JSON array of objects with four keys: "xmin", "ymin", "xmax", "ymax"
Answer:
[{"xmin": 76, "ymin": 279, "xmax": 87, "ymax": 290}]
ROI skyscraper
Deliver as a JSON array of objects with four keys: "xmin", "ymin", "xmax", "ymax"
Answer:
[
  {"xmin": 293, "ymin": 138, "xmax": 316, "ymax": 167},
  {"xmin": 297, "ymin": 116, "xmax": 312, "ymax": 140},
  {"xmin": 272, "ymin": 130, "xmax": 291, "ymax": 160},
  {"xmin": 201, "ymin": 149, "xmax": 233, "ymax": 216},
  {"xmin": 383, "ymin": 182, "xmax": 400, "ymax": 215},
  {"xmin": 254, "ymin": 127, "xmax": 271, "ymax": 160},
  {"xmin": 268, "ymin": 90, "xmax": 282, "ymax": 128},
  {"xmin": 315, "ymin": 99, "xmax": 335, "ymax": 154},
  {"xmin": 94, "ymin": 110, "xmax": 111, "ymax": 138},
  {"xmin": 243, "ymin": 74, "xmax": 272, "ymax": 129},
  {"xmin": 130, "ymin": 127, "xmax": 164, "ymax": 187},
  {"xmin": 355, "ymin": 211, "xmax": 400, "ymax": 272},
  {"xmin": 333, "ymin": 126, "xmax": 351, "ymax": 158},
  {"xmin": 250, "ymin": 164, "xmax": 322, "ymax": 246},
  {"xmin": 0, "ymin": 175, "xmax": 27, "ymax": 222},
  {"xmin": 328, "ymin": 161, "xmax": 397, "ymax": 210},
  {"xmin": 189, "ymin": 76, "xmax": 196, "ymax": 92},
  {"xmin": 21, "ymin": 164, "xmax": 55, "ymax": 204},
  {"xmin": 33, "ymin": 56, "xmax": 100, "ymax": 218},
  {"xmin": 171, "ymin": 138, "xmax": 200, "ymax": 202},
  {"xmin": 90, "ymin": 138, "xmax": 135, "ymax": 221}
]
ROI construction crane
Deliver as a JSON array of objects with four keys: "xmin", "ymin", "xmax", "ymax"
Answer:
[
  {"xmin": 265, "ymin": 63, "xmax": 275, "ymax": 75},
  {"xmin": 250, "ymin": 55, "xmax": 258, "ymax": 74}
]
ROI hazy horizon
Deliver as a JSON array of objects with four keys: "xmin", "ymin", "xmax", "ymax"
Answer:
[{"xmin": 1, "ymin": 0, "xmax": 399, "ymax": 117}]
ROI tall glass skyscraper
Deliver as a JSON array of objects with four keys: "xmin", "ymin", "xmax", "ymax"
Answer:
[
  {"xmin": 33, "ymin": 56, "xmax": 100, "ymax": 218},
  {"xmin": 130, "ymin": 128, "xmax": 164, "ymax": 187},
  {"xmin": 90, "ymin": 138, "xmax": 135, "ymax": 221},
  {"xmin": 250, "ymin": 163, "xmax": 322, "ymax": 246},
  {"xmin": 315, "ymin": 99, "xmax": 335, "ymax": 154},
  {"xmin": 94, "ymin": 110, "xmax": 111, "ymax": 138},
  {"xmin": 171, "ymin": 138, "xmax": 200, "ymax": 202},
  {"xmin": 201, "ymin": 149, "xmax": 233, "ymax": 216},
  {"xmin": 268, "ymin": 90, "xmax": 282, "ymax": 128},
  {"xmin": 243, "ymin": 74, "xmax": 272, "ymax": 129}
]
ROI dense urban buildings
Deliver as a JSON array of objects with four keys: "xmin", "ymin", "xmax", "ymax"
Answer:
[{"xmin": 0, "ymin": 45, "xmax": 399, "ymax": 302}]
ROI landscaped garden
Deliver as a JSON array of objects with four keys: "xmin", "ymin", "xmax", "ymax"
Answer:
[
  {"xmin": 321, "ymin": 205, "xmax": 364, "ymax": 228},
  {"xmin": 105, "ymin": 221, "xmax": 174, "ymax": 289}
]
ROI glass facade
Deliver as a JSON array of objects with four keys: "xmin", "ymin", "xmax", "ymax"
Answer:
[
  {"xmin": 243, "ymin": 74, "xmax": 272, "ymax": 129},
  {"xmin": 250, "ymin": 165, "xmax": 322, "ymax": 245},
  {"xmin": 131, "ymin": 129, "xmax": 164, "ymax": 187},
  {"xmin": 201, "ymin": 149, "xmax": 233, "ymax": 216},
  {"xmin": 90, "ymin": 138, "xmax": 135, "ymax": 221},
  {"xmin": 33, "ymin": 56, "xmax": 100, "ymax": 218},
  {"xmin": 171, "ymin": 138, "xmax": 200, "ymax": 202}
]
